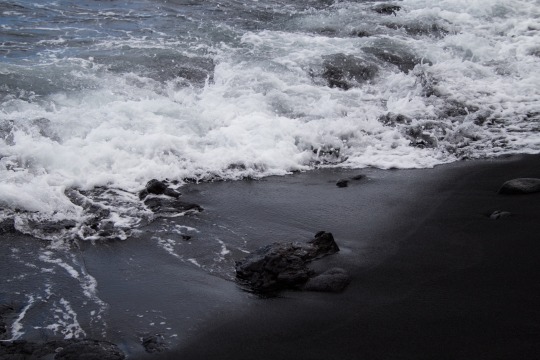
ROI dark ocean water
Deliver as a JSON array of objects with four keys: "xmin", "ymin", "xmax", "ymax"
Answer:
[{"xmin": 1, "ymin": 0, "xmax": 539, "ymax": 350}]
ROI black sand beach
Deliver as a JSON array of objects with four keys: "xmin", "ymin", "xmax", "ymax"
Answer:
[
  {"xmin": 163, "ymin": 154, "xmax": 540, "ymax": 360},
  {"xmin": 2, "ymin": 154, "xmax": 540, "ymax": 359}
]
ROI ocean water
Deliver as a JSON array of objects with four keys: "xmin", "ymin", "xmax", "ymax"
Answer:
[{"xmin": 1, "ymin": 0, "xmax": 539, "ymax": 348}]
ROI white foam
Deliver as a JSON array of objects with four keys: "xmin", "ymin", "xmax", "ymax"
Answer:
[
  {"xmin": 0, "ymin": 0, "xmax": 538, "ymax": 239},
  {"xmin": 9, "ymin": 295, "xmax": 35, "ymax": 340}
]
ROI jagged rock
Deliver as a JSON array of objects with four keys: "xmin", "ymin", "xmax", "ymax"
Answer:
[
  {"xmin": 322, "ymin": 53, "xmax": 378, "ymax": 90},
  {"xmin": 142, "ymin": 334, "xmax": 168, "ymax": 353},
  {"xmin": 308, "ymin": 231, "xmax": 341, "ymax": 258},
  {"xmin": 303, "ymin": 268, "xmax": 351, "ymax": 292},
  {"xmin": 372, "ymin": 4, "xmax": 401, "ymax": 15},
  {"xmin": 336, "ymin": 179, "xmax": 349, "ymax": 188},
  {"xmin": 0, "ymin": 339, "xmax": 124, "ymax": 360},
  {"xmin": 498, "ymin": 178, "xmax": 540, "ymax": 195},
  {"xmin": 235, "ymin": 231, "xmax": 340, "ymax": 294},
  {"xmin": 144, "ymin": 197, "xmax": 203, "ymax": 214},
  {"xmin": 489, "ymin": 210, "xmax": 512, "ymax": 220}
]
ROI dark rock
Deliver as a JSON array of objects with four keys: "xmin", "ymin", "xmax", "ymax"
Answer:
[
  {"xmin": 55, "ymin": 340, "xmax": 125, "ymax": 360},
  {"xmin": 372, "ymin": 4, "xmax": 401, "ymax": 15},
  {"xmin": 142, "ymin": 334, "xmax": 168, "ymax": 353},
  {"xmin": 163, "ymin": 188, "xmax": 181, "ymax": 198},
  {"xmin": 140, "ymin": 180, "xmax": 181, "ymax": 200},
  {"xmin": 138, "ymin": 189, "xmax": 149, "ymax": 200},
  {"xmin": 308, "ymin": 231, "xmax": 341, "ymax": 258},
  {"xmin": 235, "ymin": 231, "xmax": 340, "ymax": 294},
  {"xmin": 322, "ymin": 53, "xmax": 378, "ymax": 90},
  {"xmin": 145, "ymin": 179, "xmax": 168, "ymax": 195},
  {"xmin": 0, "ymin": 219, "xmax": 16, "ymax": 234},
  {"xmin": 144, "ymin": 197, "xmax": 203, "ymax": 214},
  {"xmin": 489, "ymin": 210, "xmax": 512, "ymax": 220},
  {"xmin": 498, "ymin": 178, "xmax": 540, "ymax": 194},
  {"xmin": 303, "ymin": 267, "xmax": 351, "ymax": 292},
  {"xmin": 181, "ymin": 235, "xmax": 192, "ymax": 241},
  {"xmin": 336, "ymin": 179, "xmax": 349, "ymax": 188},
  {"xmin": 363, "ymin": 38, "xmax": 430, "ymax": 73},
  {"xmin": 350, "ymin": 29, "xmax": 371, "ymax": 38},
  {"xmin": 0, "ymin": 339, "xmax": 124, "ymax": 360},
  {"xmin": 0, "ymin": 304, "xmax": 15, "ymax": 339}
]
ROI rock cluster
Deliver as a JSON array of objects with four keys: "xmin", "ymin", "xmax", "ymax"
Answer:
[{"xmin": 235, "ymin": 231, "xmax": 350, "ymax": 294}]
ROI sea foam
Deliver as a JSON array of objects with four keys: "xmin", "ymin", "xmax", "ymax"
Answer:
[{"xmin": 0, "ymin": 0, "xmax": 538, "ymax": 240}]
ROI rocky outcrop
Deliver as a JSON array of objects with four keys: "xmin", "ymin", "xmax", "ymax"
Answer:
[
  {"xmin": 0, "ymin": 339, "xmax": 125, "ymax": 360},
  {"xmin": 322, "ymin": 53, "xmax": 378, "ymax": 90},
  {"xmin": 498, "ymin": 178, "xmax": 540, "ymax": 195},
  {"xmin": 235, "ymin": 231, "xmax": 343, "ymax": 294}
]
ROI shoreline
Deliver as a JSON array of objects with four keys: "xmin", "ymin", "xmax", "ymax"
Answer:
[{"xmin": 2, "ymin": 154, "xmax": 540, "ymax": 359}]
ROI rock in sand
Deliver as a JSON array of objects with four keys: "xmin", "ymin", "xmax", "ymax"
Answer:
[{"xmin": 498, "ymin": 178, "xmax": 540, "ymax": 194}]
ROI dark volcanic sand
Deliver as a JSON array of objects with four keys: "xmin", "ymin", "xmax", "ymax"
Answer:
[
  {"xmin": 160, "ymin": 154, "xmax": 540, "ymax": 360},
  {"xmin": 2, "ymin": 154, "xmax": 540, "ymax": 359}
]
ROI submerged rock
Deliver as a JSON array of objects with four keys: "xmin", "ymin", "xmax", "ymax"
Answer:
[
  {"xmin": 0, "ymin": 304, "xmax": 15, "ymax": 339},
  {"xmin": 144, "ymin": 197, "xmax": 203, "ymax": 214},
  {"xmin": 498, "ymin": 178, "xmax": 540, "ymax": 194},
  {"xmin": 303, "ymin": 267, "xmax": 351, "ymax": 292},
  {"xmin": 336, "ymin": 179, "xmax": 349, "ymax": 188},
  {"xmin": 235, "ymin": 231, "xmax": 341, "ymax": 294},
  {"xmin": 378, "ymin": 112, "xmax": 413, "ymax": 127},
  {"xmin": 322, "ymin": 53, "xmax": 378, "ymax": 90},
  {"xmin": 363, "ymin": 38, "xmax": 430, "ymax": 73},
  {"xmin": 0, "ymin": 339, "xmax": 125, "ymax": 360},
  {"xmin": 372, "ymin": 4, "xmax": 401, "ymax": 15},
  {"xmin": 142, "ymin": 334, "xmax": 168, "ymax": 353},
  {"xmin": 55, "ymin": 340, "xmax": 125, "ymax": 360},
  {"xmin": 0, "ymin": 219, "xmax": 16, "ymax": 234}
]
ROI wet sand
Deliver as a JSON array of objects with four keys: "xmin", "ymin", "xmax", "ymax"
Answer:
[
  {"xmin": 159, "ymin": 154, "xmax": 540, "ymax": 360},
  {"xmin": 2, "ymin": 154, "xmax": 540, "ymax": 359}
]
